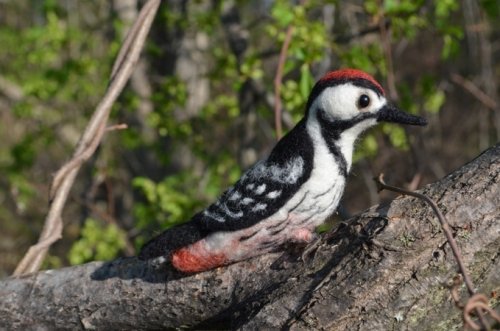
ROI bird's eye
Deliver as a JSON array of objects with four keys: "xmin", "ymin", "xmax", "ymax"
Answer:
[{"xmin": 358, "ymin": 94, "xmax": 370, "ymax": 109}]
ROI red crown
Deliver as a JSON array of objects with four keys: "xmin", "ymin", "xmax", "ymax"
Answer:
[{"xmin": 319, "ymin": 69, "xmax": 385, "ymax": 95}]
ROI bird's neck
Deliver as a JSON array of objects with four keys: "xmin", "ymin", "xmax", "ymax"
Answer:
[{"xmin": 307, "ymin": 109, "xmax": 375, "ymax": 175}]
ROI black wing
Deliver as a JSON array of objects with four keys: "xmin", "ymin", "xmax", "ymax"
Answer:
[{"xmin": 199, "ymin": 119, "xmax": 314, "ymax": 232}]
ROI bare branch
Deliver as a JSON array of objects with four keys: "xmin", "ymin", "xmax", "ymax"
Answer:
[
  {"xmin": 451, "ymin": 73, "xmax": 498, "ymax": 111},
  {"xmin": 378, "ymin": 17, "xmax": 398, "ymax": 101},
  {"xmin": 106, "ymin": 123, "xmax": 129, "ymax": 132},
  {"xmin": 13, "ymin": 0, "xmax": 161, "ymax": 276},
  {"xmin": 0, "ymin": 75, "xmax": 23, "ymax": 101},
  {"xmin": 273, "ymin": 25, "xmax": 294, "ymax": 140},
  {"xmin": 273, "ymin": 0, "xmax": 306, "ymax": 140}
]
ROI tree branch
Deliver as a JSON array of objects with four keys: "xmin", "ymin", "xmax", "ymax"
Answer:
[{"xmin": 1, "ymin": 144, "xmax": 498, "ymax": 330}]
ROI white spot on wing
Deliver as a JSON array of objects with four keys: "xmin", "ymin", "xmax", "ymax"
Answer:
[
  {"xmin": 266, "ymin": 190, "xmax": 282, "ymax": 199},
  {"xmin": 246, "ymin": 183, "xmax": 255, "ymax": 190},
  {"xmin": 229, "ymin": 191, "xmax": 241, "ymax": 201},
  {"xmin": 241, "ymin": 197, "xmax": 254, "ymax": 205},
  {"xmin": 252, "ymin": 203, "xmax": 267, "ymax": 212},
  {"xmin": 254, "ymin": 184, "xmax": 266, "ymax": 195},
  {"xmin": 203, "ymin": 210, "xmax": 225, "ymax": 223},
  {"xmin": 219, "ymin": 202, "xmax": 243, "ymax": 218}
]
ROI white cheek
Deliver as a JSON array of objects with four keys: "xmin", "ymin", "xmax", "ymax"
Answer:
[
  {"xmin": 312, "ymin": 85, "xmax": 360, "ymax": 120},
  {"xmin": 367, "ymin": 93, "xmax": 386, "ymax": 114}
]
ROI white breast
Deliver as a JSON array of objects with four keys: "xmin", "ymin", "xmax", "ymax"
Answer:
[{"xmin": 284, "ymin": 121, "xmax": 346, "ymax": 227}]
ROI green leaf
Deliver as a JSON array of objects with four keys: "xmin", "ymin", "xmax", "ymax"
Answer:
[
  {"xmin": 383, "ymin": 125, "xmax": 409, "ymax": 150},
  {"xmin": 353, "ymin": 134, "xmax": 378, "ymax": 162},
  {"xmin": 480, "ymin": 0, "xmax": 500, "ymax": 18},
  {"xmin": 272, "ymin": 2, "xmax": 294, "ymax": 27},
  {"xmin": 424, "ymin": 89, "xmax": 446, "ymax": 114},
  {"xmin": 132, "ymin": 177, "xmax": 158, "ymax": 204},
  {"xmin": 68, "ymin": 218, "xmax": 126, "ymax": 265}
]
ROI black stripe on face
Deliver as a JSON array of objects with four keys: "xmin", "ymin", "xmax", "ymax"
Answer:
[
  {"xmin": 316, "ymin": 110, "xmax": 347, "ymax": 177},
  {"xmin": 316, "ymin": 110, "xmax": 377, "ymax": 178},
  {"xmin": 351, "ymin": 79, "xmax": 383, "ymax": 97}
]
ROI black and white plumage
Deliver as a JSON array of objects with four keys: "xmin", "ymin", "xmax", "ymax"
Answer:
[{"xmin": 139, "ymin": 69, "xmax": 427, "ymax": 273}]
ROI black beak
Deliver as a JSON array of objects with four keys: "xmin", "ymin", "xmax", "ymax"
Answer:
[{"xmin": 377, "ymin": 104, "xmax": 427, "ymax": 126}]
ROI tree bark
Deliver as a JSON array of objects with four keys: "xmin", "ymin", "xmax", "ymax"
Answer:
[{"xmin": 0, "ymin": 144, "xmax": 498, "ymax": 330}]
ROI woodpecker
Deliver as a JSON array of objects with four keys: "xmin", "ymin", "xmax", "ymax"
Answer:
[{"xmin": 139, "ymin": 68, "xmax": 427, "ymax": 273}]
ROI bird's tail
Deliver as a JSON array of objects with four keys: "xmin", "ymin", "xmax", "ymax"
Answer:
[{"xmin": 138, "ymin": 220, "xmax": 206, "ymax": 260}]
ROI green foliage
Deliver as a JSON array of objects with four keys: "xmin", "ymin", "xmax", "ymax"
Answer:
[
  {"xmin": 423, "ymin": 87, "xmax": 446, "ymax": 115},
  {"xmin": 383, "ymin": 125, "xmax": 409, "ymax": 150},
  {"xmin": 480, "ymin": 0, "xmax": 500, "ymax": 19},
  {"xmin": 339, "ymin": 44, "xmax": 385, "ymax": 75},
  {"xmin": 132, "ymin": 163, "xmax": 241, "ymax": 248},
  {"xmin": 133, "ymin": 174, "xmax": 204, "ymax": 231},
  {"xmin": 68, "ymin": 218, "xmax": 126, "ymax": 265},
  {"xmin": 42, "ymin": 254, "xmax": 63, "ymax": 270},
  {"xmin": 0, "ymin": 6, "xmax": 112, "ymax": 219},
  {"xmin": 353, "ymin": 135, "xmax": 379, "ymax": 163},
  {"xmin": 149, "ymin": 77, "xmax": 190, "ymax": 139},
  {"xmin": 399, "ymin": 75, "xmax": 447, "ymax": 116}
]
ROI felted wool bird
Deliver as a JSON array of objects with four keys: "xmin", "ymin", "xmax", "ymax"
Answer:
[{"xmin": 139, "ymin": 68, "xmax": 427, "ymax": 273}]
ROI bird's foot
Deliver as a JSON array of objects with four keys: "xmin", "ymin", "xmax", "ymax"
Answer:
[
  {"xmin": 291, "ymin": 228, "xmax": 315, "ymax": 244},
  {"xmin": 301, "ymin": 235, "xmax": 322, "ymax": 265},
  {"xmin": 288, "ymin": 228, "xmax": 321, "ymax": 265}
]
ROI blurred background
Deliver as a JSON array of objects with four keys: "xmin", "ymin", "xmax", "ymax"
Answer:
[{"xmin": 0, "ymin": 0, "xmax": 498, "ymax": 277}]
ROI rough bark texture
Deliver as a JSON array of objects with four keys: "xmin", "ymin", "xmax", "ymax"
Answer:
[{"xmin": 0, "ymin": 144, "xmax": 498, "ymax": 330}]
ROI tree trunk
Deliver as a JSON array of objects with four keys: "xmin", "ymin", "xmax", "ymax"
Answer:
[{"xmin": 0, "ymin": 144, "xmax": 498, "ymax": 330}]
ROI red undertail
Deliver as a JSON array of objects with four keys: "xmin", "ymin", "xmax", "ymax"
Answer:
[{"xmin": 171, "ymin": 240, "xmax": 227, "ymax": 273}]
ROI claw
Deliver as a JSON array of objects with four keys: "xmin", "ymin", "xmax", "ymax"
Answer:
[{"xmin": 301, "ymin": 235, "xmax": 322, "ymax": 264}]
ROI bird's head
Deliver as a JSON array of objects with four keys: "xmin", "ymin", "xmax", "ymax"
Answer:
[{"xmin": 305, "ymin": 69, "xmax": 427, "ymax": 132}]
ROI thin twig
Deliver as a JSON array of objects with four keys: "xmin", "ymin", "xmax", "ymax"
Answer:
[
  {"xmin": 273, "ymin": 0, "xmax": 306, "ymax": 140},
  {"xmin": 13, "ymin": 0, "xmax": 161, "ymax": 276},
  {"xmin": 464, "ymin": 294, "xmax": 500, "ymax": 331},
  {"xmin": 50, "ymin": 125, "xmax": 126, "ymax": 198},
  {"xmin": 374, "ymin": 174, "xmax": 490, "ymax": 330},
  {"xmin": 0, "ymin": 75, "xmax": 23, "ymax": 101},
  {"xmin": 106, "ymin": 123, "xmax": 129, "ymax": 131},
  {"xmin": 110, "ymin": 0, "xmax": 158, "ymax": 80},
  {"xmin": 273, "ymin": 25, "xmax": 294, "ymax": 140},
  {"xmin": 49, "ymin": 124, "xmax": 107, "ymax": 200},
  {"xmin": 379, "ymin": 17, "xmax": 398, "ymax": 101},
  {"xmin": 451, "ymin": 73, "xmax": 498, "ymax": 111}
]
